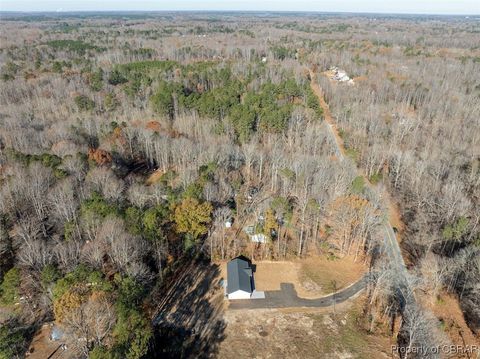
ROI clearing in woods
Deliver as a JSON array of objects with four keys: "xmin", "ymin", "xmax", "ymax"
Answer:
[
  {"xmin": 224, "ymin": 256, "xmax": 368, "ymax": 310},
  {"xmin": 239, "ymin": 255, "xmax": 366, "ymax": 298},
  {"xmin": 219, "ymin": 294, "xmax": 393, "ymax": 359},
  {"xmin": 217, "ymin": 256, "xmax": 390, "ymax": 358}
]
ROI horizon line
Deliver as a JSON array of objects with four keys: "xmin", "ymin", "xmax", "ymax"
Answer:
[{"xmin": 0, "ymin": 10, "xmax": 479, "ymax": 16}]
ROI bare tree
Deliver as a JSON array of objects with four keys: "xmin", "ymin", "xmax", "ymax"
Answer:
[
  {"xmin": 85, "ymin": 167, "xmax": 124, "ymax": 202},
  {"xmin": 63, "ymin": 293, "xmax": 116, "ymax": 357}
]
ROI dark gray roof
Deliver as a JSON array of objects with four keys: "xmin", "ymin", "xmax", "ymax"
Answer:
[{"xmin": 227, "ymin": 257, "xmax": 253, "ymax": 294}]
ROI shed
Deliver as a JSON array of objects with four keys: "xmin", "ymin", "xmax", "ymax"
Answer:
[
  {"xmin": 227, "ymin": 257, "xmax": 254, "ymax": 299},
  {"xmin": 251, "ymin": 233, "xmax": 266, "ymax": 243},
  {"xmin": 50, "ymin": 326, "xmax": 64, "ymax": 341}
]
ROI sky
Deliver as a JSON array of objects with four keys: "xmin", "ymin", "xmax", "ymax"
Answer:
[{"xmin": 0, "ymin": 0, "xmax": 479, "ymax": 15}]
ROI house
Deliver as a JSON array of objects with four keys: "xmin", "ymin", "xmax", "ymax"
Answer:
[
  {"xmin": 227, "ymin": 257, "xmax": 254, "ymax": 299},
  {"xmin": 243, "ymin": 225, "xmax": 267, "ymax": 243},
  {"xmin": 330, "ymin": 66, "xmax": 355, "ymax": 85},
  {"xmin": 250, "ymin": 233, "xmax": 266, "ymax": 243},
  {"xmin": 334, "ymin": 70, "xmax": 350, "ymax": 82}
]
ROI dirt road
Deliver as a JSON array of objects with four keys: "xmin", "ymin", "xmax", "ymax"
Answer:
[
  {"xmin": 309, "ymin": 70, "xmax": 346, "ymax": 160},
  {"xmin": 308, "ymin": 69, "xmax": 412, "ymax": 303}
]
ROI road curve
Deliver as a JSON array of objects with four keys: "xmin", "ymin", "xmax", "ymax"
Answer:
[{"xmin": 228, "ymin": 275, "xmax": 368, "ymax": 310}]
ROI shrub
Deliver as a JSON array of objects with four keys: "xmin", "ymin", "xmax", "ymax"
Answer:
[
  {"xmin": 108, "ymin": 69, "xmax": 128, "ymax": 85},
  {"xmin": 174, "ymin": 198, "xmax": 213, "ymax": 240},
  {"xmin": 89, "ymin": 346, "xmax": 116, "ymax": 359},
  {"xmin": 52, "ymin": 61, "xmax": 63, "ymax": 73},
  {"xmin": 113, "ymin": 307, "xmax": 152, "ymax": 359},
  {"xmin": 41, "ymin": 264, "xmax": 60, "ymax": 289},
  {"xmin": 369, "ymin": 172, "xmax": 383, "ymax": 185},
  {"xmin": 345, "ymin": 148, "xmax": 359, "ymax": 162},
  {"xmin": 80, "ymin": 192, "xmax": 120, "ymax": 219},
  {"xmin": 53, "ymin": 265, "xmax": 112, "ymax": 302},
  {"xmin": 1, "ymin": 62, "xmax": 19, "ymax": 81},
  {"xmin": 104, "ymin": 93, "xmax": 119, "ymax": 111},
  {"xmin": 442, "ymin": 217, "xmax": 469, "ymax": 241},
  {"xmin": 0, "ymin": 319, "xmax": 30, "ymax": 359},
  {"xmin": 0, "ymin": 267, "xmax": 20, "ymax": 305},
  {"xmin": 89, "ymin": 68, "xmax": 104, "ymax": 91},
  {"xmin": 75, "ymin": 94, "xmax": 95, "ymax": 111},
  {"xmin": 351, "ymin": 176, "xmax": 365, "ymax": 194}
]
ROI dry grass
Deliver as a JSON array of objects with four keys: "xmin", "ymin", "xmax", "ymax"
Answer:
[
  {"xmin": 26, "ymin": 323, "xmax": 74, "ymax": 359},
  {"xmin": 251, "ymin": 261, "xmax": 301, "ymax": 291},
  {"xmin": 298, "ymin": 255, "xmax": 366, "ymax": 296},
  {"xmin": 145, "ymin": 168, "xmax": 165, "ymax": 185},
  {"xmin": 421, "ymin": 292, "xmax": 480, "ymax": 356},
  {"xmin": 219, "ymin": 294, "xmax": 392, "ymax": 359}
]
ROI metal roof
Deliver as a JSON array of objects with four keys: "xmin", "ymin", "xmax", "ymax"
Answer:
[{"xmin": 227, "ymin": 257, "xmax": 253, "ymax": 294}]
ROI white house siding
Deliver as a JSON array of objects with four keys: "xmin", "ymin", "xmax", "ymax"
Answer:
[
  {"xmin": 251, "ymin": 234, "xmax": 266, "ymax": 243},
  {"xmin": 228, "ymin": 290, "xmax": 251, "ymax": 300}
]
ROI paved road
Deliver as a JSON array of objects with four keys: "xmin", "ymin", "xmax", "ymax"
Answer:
[
  {"xmin": 229, "ymin": 275, "xmax": 368, "ymax": 310},
  {"xmin": 383, "ymin": 222, "xmax": 413, "ymax": 305},
  {"xmin": 384, "ymin": 224, "xmax": 406, "ymax": 270}
]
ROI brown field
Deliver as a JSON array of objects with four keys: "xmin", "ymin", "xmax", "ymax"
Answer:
[{"xmin": 218, "ymin": 294, "xmax": 393, "ymax": 359}]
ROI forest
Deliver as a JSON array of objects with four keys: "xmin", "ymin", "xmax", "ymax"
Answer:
[{"xmin": 0, "ymin": 12, "xmax": 479, "ymax": 359}]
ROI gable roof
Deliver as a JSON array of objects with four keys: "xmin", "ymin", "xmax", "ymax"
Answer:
[{"xmin": 227, "ymin": 257, "xmax": 253, "ymax": 294}]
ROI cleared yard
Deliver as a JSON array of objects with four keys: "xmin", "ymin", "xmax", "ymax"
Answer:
[
  {"xmin": 218, "ymin": 294, "xmax": 392, "ymax": 359},
  {"xmin": 150, "ymin": 256, "xmax": 370, "ymax": 357},
  {"xmin": 220, "ymin": 255, "xmax": 366, "ymax": 299},
  {"xmin": 26, "ymin": 324, "xmax": 72, "ymax": 359},
  {"xmin": 297, "ymin": 255, "xmax": 366, "ymax": 297}
]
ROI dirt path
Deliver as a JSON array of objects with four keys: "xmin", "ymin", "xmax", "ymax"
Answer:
[
  {"xmin": 310, "ymin": 68, "xmax": 406, "ymax": 240},
  {"xmin": 308, "ymin": 68, "xmax": 411, "ymax": 297},
  {"xmin": 309, "ymin": 70, "xmax": 346, "ymax": 159},
  {"xmin": 308, "ymin": 68, "xmax": 479, "ymax": 351},
  {"xmin": 309, "ymin": 69, "xmax": 404, "ymax": 235},
  {"xmin": 309, "ymin": 70, "xmax": 345, "ymax": 157}
]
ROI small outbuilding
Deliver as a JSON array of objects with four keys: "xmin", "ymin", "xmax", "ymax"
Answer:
[
  {"xmin": 227, "ymin": 257, "xmax": 254, "ymax": 299},
  {"xmin": 250, "ymin": 233, "xmax": 266, "ymax": 243},
  {"xmin": 50, "ymin": 325, "xmax": 64, "ymax": 341}
]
